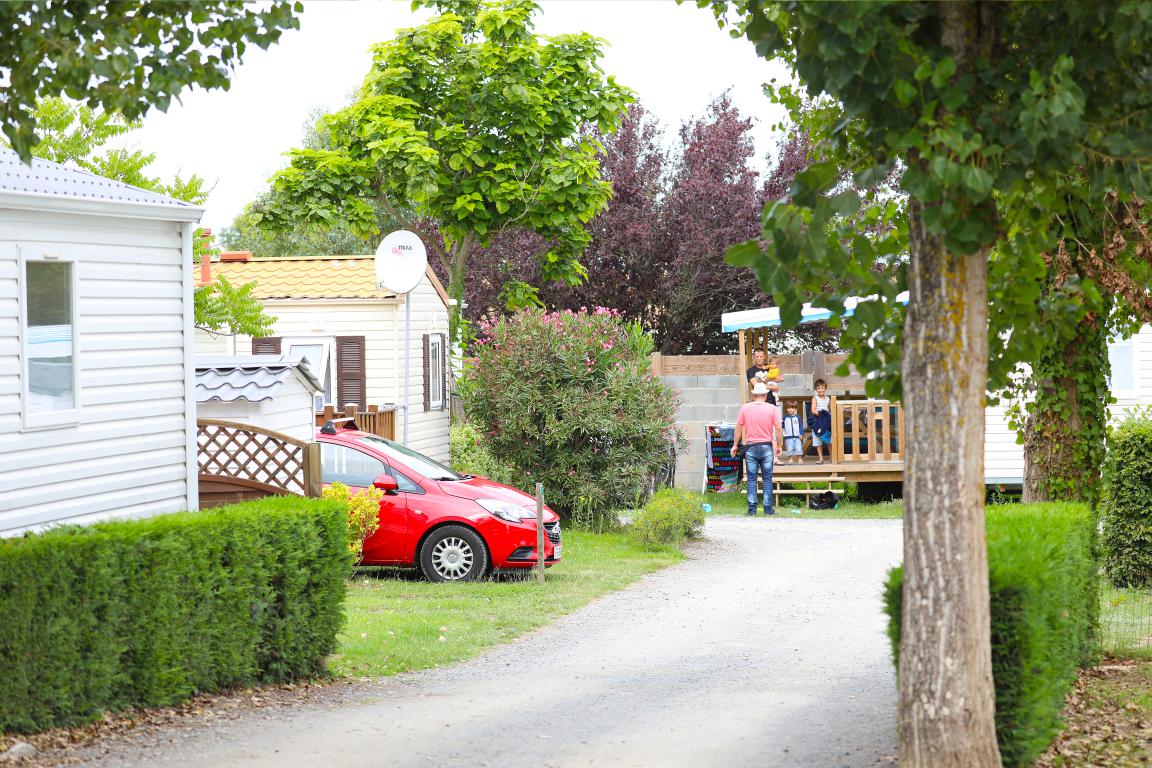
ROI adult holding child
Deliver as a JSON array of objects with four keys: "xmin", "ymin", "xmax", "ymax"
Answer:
[
  {"xmin": 746, "ymin": 349, "xmax": 780, "ymax": 404},
  {"xmin": 730, "ymin": 381, "xmax": 782, "ymax": 515}
]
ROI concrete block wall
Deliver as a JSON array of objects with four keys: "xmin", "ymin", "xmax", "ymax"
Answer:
[{"xmin": 665, "ymin": 374, "xmax": 743, "ymax": 491}]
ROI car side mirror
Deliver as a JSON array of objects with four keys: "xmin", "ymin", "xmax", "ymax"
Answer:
[{"xmin": 373, "ymin": 474, "xmax": 399, "ymax": 494}]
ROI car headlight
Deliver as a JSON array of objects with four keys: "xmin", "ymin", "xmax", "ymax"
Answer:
[{"xmin": 475, "ymin": 498, "xmax": 537, "ymax": 523}]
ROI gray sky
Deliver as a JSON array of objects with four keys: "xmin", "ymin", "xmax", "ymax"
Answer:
[{"xmin": 126, "ymin": 0, "xmax": 790, "ymax": 233}]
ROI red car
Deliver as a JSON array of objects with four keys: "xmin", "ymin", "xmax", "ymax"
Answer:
[{"xmin": 317, "ymin": 423, "xmax": 562, "ymax": 581}]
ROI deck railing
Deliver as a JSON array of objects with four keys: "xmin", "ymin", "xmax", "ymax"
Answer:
[
  {"xmin": 316, "ymin": 403, "xmax": 397, "ymax": 440},
  {"xmin": 196, "ymin": 419, "xmax": 321, "ymax": 506},
  {"xmin": 831, "ymin": 398, "xmax": 904, "ymax": 463}
]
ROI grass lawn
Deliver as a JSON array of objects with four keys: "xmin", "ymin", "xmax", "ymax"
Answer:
[
  {"xmin": 331, "ymin": 529, "xmax": 684, "ymax": 677},
  {"xmin": 695, "ymin": 489, "xmax": 904, "ymax": 519}
]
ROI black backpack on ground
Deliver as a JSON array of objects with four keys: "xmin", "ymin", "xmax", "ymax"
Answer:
[{"xmin": 809, "ymin": 491, "xmax": 838, "ymax": 510}]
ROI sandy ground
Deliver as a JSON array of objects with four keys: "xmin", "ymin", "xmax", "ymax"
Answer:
[{"xmin": 70, "ymin": 517, "xmax": 903, "ymax": 768}]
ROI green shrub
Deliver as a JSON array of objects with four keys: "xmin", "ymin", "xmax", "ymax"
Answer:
[
  {"xmin": 883, "ymin": 503, "xmax": 1099, "ymax": 767},
  {"xmin": 461, "ymin": 308, "xmax": 679, "ymax": 527},
  {"xmin": 631, "ymin": 489, "xmax": 705, "ymax": 549},
  {"xmin": 449, "ymin": 423, "xmax": 518, "ymax": 487},
  {"xmin": 1102, "ymin": 409, "xmax": 1152, "ymax": 587},
  {"xmin": 0, "ymin": 497, "xmax": 348, "ymax": 734}
]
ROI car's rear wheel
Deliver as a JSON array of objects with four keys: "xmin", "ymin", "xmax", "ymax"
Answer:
[{"xmin": 418, "ymin": 525, "xmax": 488, "ymax": 582}]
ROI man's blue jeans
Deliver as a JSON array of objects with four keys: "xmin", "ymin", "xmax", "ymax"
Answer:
[{"xmin": 745, "ymin": 443, "xmax": 774, "ymax": 514}]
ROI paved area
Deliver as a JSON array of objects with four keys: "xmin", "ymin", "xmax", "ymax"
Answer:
[{"xmin": 78, "ymin": 518, "xmax": 903, "ymax": 768}]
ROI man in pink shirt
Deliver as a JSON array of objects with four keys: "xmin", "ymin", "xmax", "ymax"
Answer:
[{"xmin": 730, "ymin": 382, "xmax": 782, "ymax": 515}]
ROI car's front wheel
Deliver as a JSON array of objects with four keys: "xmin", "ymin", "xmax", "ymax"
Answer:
[{"xmin": 418, "ymin": 525, "xmax": 488, "ymax": 582}]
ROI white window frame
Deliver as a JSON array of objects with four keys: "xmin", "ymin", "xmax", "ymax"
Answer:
[
  {"xmin": 284, "ymin": 337, "xmax": 335, "ymax": 410},
  {"xmin": 429, "ymin": 333, "xmax": 445, "ymax": 410},
  {"xmin": 19, "ymin": 246, "xmax": 82, "ymax": 430},
  {"xmin": 1108, "ymin": 334, "xmax": 1139, "ymax": 400}
]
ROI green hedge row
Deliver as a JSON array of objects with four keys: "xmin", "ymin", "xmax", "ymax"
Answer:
[
  {"xmin": 1102, "ymin": 410, "xmax": 1152, "ymax": 587},
  {"xmin": 883, "ymin": 503, "xmax": 1099, "ymax": 767},
  {"xmin": 631, "ymin": 489, "xmax": 705, "ymax": 549},
  {"xmin": 0, "ymin": 497, "xmax": 349, "ymax": 734}
]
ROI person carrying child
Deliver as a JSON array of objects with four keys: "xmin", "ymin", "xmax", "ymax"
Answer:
[
  {"xmin": 809, "ymin": 379, "xmax": 833, "ymax": 464},
  {"xmin": 746, "ymin": 350, "xmax": 780, "ymax": 404},
  {"xmin": 781, "ymin": 402, "xmax": 804, "ymax": 464}
]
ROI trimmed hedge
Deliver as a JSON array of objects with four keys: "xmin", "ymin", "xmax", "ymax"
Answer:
[
  {"xmin": 1102, "ymin": 410, "xmax": 1152, "ymax": 587},
  {"xmin": 631, "ymin": 489, "xmax": 705, "ymax": 549},
  {"xmin": 0, "ymin": 497, "xmax": 349, "ymax": 734},
  {"xmin": 883, "ymin": 503, "xmax": 1099, "ymax": 767}
]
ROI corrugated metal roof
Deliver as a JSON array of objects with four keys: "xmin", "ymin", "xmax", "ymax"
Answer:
[
  {"xmin": 195, "ymin": 355, "xmax": 323, "ymax": 403},
  {"xmin": 0, "ymin": 148, "xmax": 202, "ymax": 213},
  {"xmin": 207, "ymin": 255, "xmax": 399, "ymax": 300}
]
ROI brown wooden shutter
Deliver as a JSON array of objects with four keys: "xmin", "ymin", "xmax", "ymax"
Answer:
[
  {"xmin": 422, "ymin": 333, "xmax": 431, "ymax": 412},
  {"xmin": 251, "ymin": 336, "xmax": 281, "ymax": 355},
  {"xmin": 335, "ymin": 336, "xmax": 366, "ymax": 409}
]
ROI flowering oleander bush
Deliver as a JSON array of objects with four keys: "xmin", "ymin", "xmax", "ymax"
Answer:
[{"xmin": 460, "ymin": 308, "xmax": 679, "ymax": 527}]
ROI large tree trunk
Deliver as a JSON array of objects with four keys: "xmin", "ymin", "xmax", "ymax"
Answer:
[
  {"xmin": 1022, "ymin": 307, "xmax": 1109, "ymax": 503},
  {"xmin": 899, "ymin": 198, "xmax": 1002, "ymax": 767}
]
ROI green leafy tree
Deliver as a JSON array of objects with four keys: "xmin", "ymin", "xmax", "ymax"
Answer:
[
  {"xmin": 0, "ymin": 0, "xmax": 301, "ymax": 162},
  {"xmin": 10, "ymin": 98, "xmax": 275, "ymax": 338},
  {"xmin": 460, "ymin": 308, "xmax": 678, "ymax": 528},
  {"xmin": 255, "ymin": 0, "xmax": 632, "ymax": 342},
  {"xmin": 703, "ymin": 2, "xmax": 1152, "ymax": 764}
]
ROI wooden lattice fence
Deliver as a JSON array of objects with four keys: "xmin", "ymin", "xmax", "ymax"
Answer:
[{"xmin": 196, "ymin": 419, "xmax": 321, "ymax": 508}]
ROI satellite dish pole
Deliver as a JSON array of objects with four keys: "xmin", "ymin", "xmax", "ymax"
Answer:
[{"xmin": 374, "ymin": 230, "xmax": 428, "ymax": 446}]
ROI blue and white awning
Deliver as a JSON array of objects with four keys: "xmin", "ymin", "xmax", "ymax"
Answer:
[{"xmin": 721, "ymin": 291, "xmax": 910, "ymax": 333}]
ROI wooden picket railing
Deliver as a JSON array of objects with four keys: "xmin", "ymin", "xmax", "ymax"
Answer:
[
  {"xmin": 315, "ymin": 403, "xmax": 396, "ymax": 440},
  {"xmin": 831, "ymin": 398, "xmax": 905, "ymax": 463},
  {"xmin": 196, "ymin": 419, "xmax": 321, "ymax": 508}
]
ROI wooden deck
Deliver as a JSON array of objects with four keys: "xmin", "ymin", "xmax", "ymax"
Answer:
[{"xmin": 773, "ymin": 461, "xmax": 904, "ymax": 483}]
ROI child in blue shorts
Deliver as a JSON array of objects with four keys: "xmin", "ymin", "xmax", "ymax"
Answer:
[{"xmin": 810, "ymin": 379, "xmax": 833, "ymax": 464}]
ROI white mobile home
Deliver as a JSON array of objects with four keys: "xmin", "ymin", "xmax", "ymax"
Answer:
[
  {"xmin": 984, "ymin": 324, "xmax": 1152, "ymax": 485},
  {"xmin": 0, "ymin": 150, "xmax": 203, "ymax": 535},
  {"xmin": 196, "ymin": 254, "xmax": 451, "ymax": 463}
]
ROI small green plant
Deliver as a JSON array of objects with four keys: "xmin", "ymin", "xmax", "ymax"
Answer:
[
  {"xmin": 1102, "ymin": 408, "xmax": 1152, "ymax": 588},
  {"xmin": 322, "ymin": 481, "xmax": 382, "ymax": 562},
  {"xmin": 630, "ymin": 489, "xmax": 706, "ymax": 549}
]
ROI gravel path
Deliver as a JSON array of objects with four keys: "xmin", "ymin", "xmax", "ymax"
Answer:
[{"xmin": 77, "ymin": 518, "xmax": 903, "ymax": 768}]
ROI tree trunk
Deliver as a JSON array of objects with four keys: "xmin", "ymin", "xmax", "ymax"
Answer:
[
  {"xmin": 446, "ymin": 233, "xmax": 473, "ymax": 349},
  {"xmin": 899, "ymin": 198, "xmax": 1002, "ymax": 767},
  {"xmin": 1022, "ymin": 307, "xmax": 1109, "ymax": 503}
]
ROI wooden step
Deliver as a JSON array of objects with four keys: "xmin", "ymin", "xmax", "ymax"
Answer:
[
  {"xmin": 771, "ymin": 488, "xmax": 846, "ymax": 496},
  {"xmin": 771, "ymin": 476, "xmax": 846, "ymax": 483}
]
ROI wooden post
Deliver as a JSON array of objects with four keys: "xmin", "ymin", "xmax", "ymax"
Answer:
[
  {"xmin": 737, "ymin": 329, "xmax": 748, "ymax": 404},
  {"xmin": 344, "ymin": 403, "xmax": 358, "ymax": 420},
  {"xmin": 303, "ymin": 442, "xmax": 322, "ymax": 497},
  {"xmin": 830, "ymin": 396, "xmax": 843, "ymax": 464},
  {"xmin": 535, "ymin": 483, "xmax": 546, "ymax": 584},
  {"xmin": 650, "ymin": 352, "xmax": 664, "ymax": 377}
]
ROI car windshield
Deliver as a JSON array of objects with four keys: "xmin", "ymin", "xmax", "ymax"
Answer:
[{"xmin": 353, "ymin": 435, "xmax": 462, "ymax": 481}]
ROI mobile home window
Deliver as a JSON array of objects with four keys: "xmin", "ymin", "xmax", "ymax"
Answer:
[
  {"xmin": 1108, "ymin": 336, "xmax": 1135, "ymax": 394},
  {"xmin": 23, "ymin": 257, "xmax": 79, "ymax": 424},
  {"xmin": 429, "ymin": 334, "xmax": 444, "ymax": 410}
]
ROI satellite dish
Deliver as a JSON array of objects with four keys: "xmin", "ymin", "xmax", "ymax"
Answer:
[{"xmin": 374, "ymin": 230, "xmax": 428, "ymax": 294}]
